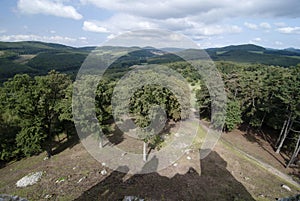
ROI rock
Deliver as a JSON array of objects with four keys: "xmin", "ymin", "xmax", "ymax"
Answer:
[
  {"xmin": 16, "ymin": 171, "xmax": 43, "ymax": 187},
  {"xmin": 101, "ymin": 162, "xmax": 106, "ymax": 167},
  {"xmin": 173, "ymin": 163, "xmax": 178, "ymax": 167},
  {"xmin": 188, "ymin": 168, "xmax": 195, "ymax": 173},
  {"xmin": 72, "ymin": 167, "xmax": 77, "ymax": 170},
  {"xmin": 44, "ymin": 194, "xmax": 52, "ymax": 199},
  {"xmin": 187, "ymin": 156, "xmax": 192, "ymax": 160},
  {"xmin": 123, "ymin": 196, "xmax": 144, "ymax": 201},
  {"xmin": 0, "ymin": 194, "xmax": 28, "ymax": 201},
  {"xmin": 43, "ymin": 156, "xmax": 49, "ymax": 161},
  {"xmin": 122, "ymin": 152, "xmax": 127, "ymax": 157},
  {"xmin": 185, "ymin": 149, "xmax": 192, "ymax": 154},
  {"xmin": 281, "ymin": 184, "xmax": 291, "ymax": 191},
  {"xmin": 100, "ymin": 169, "xmax": 107, "ymax": 175},
  {"xmin": 244, "ymin": 177, "xmax": 250, "ymax": 181},
  {"xmin": 77, "ymin": 177, "xmax": 86, "ymax": 183}
]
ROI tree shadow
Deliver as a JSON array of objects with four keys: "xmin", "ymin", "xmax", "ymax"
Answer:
[
  {"xmin": 238, "ymin": 124, "xmax": 287, "ymax": 167},
  {"xmin": 74, "ymin": 150, "xmax": 255, "ymax": 201},
  {"xmin": 51, "ymin": 127, "xmax": 79, "ymax": 156},
  {"xmin": 104, "ymin": 123, "xmax": 125, "ymax": 145}
]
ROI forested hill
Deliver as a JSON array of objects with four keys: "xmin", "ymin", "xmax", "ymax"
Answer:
[{"xmin": 1, "ymin": 41, "xmax": 300, "ymax": 82}]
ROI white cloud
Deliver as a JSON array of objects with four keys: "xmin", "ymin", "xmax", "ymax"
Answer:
[
  {"xmin": 277, "ymin": 26, "xmax": 300, "ymax": 34},
  {"xmin": 107, "ymin": 34, "xmax": 116, "ymax": 40},
  {"xmin": 17, "ymin": 0, "xmax": 82, "ymax": 20},
  {"xmin": 81, "ymin": 0, "xmax": 300, "ymax": 20},
  {"xmin": 253, "ymin": 37, "xmax": 262, "ymax": 42},
  {"xmin": 259, "ymin": 22, "xmax": 271, "ymax": 29},
  {"xmin": 82, "ymin": 13, "xmax": 242, "ymax": 39},
  {"xmin": 244, "ymin": 22, "xmax": 258, "ymax": 30},
  {"xmin": 83, "ymin": 21, "xmax": 109, "ymax": 33},
  {"xmin": 190, "ymin": 24, "xmax": 242, "ymax": 36},
  {"xmin": 0, "ymin": 34, "xmax": 77, "ymax": 44},
  {"xmin": 275, "ymin": 41, "xmax": 283, "ymax": 45},
  {"xmin": 274, "ymin": 22, "xmax": 286, "ymax": 27},
  {"xmin": 249, "ymin": 37, "xmax": 262, "ymax": 44},
  {"xmin": 82, "ymin": 14, "xmax": 159, "ymax": 34},
  {"xmin": 79, "ymin": 0, "xmax": 300, "ymax": 46}
]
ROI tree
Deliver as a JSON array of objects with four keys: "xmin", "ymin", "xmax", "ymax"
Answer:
[
  {"xmin": 35, "ymin": 70, "xmax": 72, "ymax": 156},
  {"xmin": 0, "ymin": 71, "xmax": 72, "ymax": 158},
  {"xmin": 224, "ymin": 100, "xmax": 242, "ymax": 131},
  {"xmin": 287, "ymin": 132, "xmax": 300, "ymax": 167},
  {"xmin": 275, "ymin": 66, "xmax": 300, "ymax": 154},
  {"xmin": 1, "ymin": 74, "xmax": 44, "ymax": 157}
]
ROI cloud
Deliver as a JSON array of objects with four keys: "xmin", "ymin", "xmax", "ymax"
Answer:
[
  {"xmin": 249, "ymin": 37, "xmax": 262, "ymax": 44},
  {"xmin": 17, "ymin": 0, "xmax": 82, "ymax": 20},
  {"xmin": 0, "ymin": 34, "xmax": 77, "ymax": 44},
  {"xmin": 82, "ymin": 14, "xmax": 159, "ymax": 34},
  {"xmin": 277, "ymin": 26, "xmax": 300, "ymax": 34},
  {"xmin": 79, "ymin": 0, "xmax": 300, "ymax": 45},
  {"xmin": 0, "ymin": 29, "xmax": 6, "ymax": 34},
  {"xmin": 82, "ymin": 13, "xmax": 242, "ymax": 39},
  {"xmin": 83, "ymin": 21, "xmax": 109, "ymax": 33},
  {"xmin": 244, "ymin": 22, "xmax": 258, "ymax": 30},
  {"xmin": 81, "ymin": 0, "xmax": 300, "ymax": 20},
  {"xmin": 259, "ymin": 22, "xmax": 271, "ymax": 29},
  {"xmin": 274, "ymin": 22, "xmax": 286, "ymax": 27},
  {"xmin": 189, "ymin": 24, "xmax": 242, "ymax": 36},
  {"xmin": 253, "ymin": 37, "xmax": 262, "ymax": 42}
]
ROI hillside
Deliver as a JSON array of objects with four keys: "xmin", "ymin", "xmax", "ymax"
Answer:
[
  {"xmin": 0, "ymin": 126, "xmax": 299, "ymax": 200},
  {"xmin": 0, "ymin": 41, "xmax": 300, "ymax": 83},
  {"xmin": 205, "ymin": 44, "xmax": 300, "ymax": 66}
]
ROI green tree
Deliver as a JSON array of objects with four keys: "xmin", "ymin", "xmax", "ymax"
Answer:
[
  {"xmin": 35, "ymin": 70, "xmax": 72, "ymax": 156},
  {"xmin": 224, "ymin": 100, "xmax": 242, "ymax": 131}
]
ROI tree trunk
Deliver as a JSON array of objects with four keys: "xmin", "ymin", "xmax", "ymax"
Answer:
[
  {"xmin": 259, "ymin": 112, "xmax": 267, "ymax": 129},
  {"xmin": 276, "ymin": 113, "xmax": 293, "ymax": 153},
  {"xmin": 276, "ymin": 120, "xmax": 287, "ymax": 148},
  {"xmin": 287, "ymin": 134, "xmax": 300, "ymax": 168},
  {"xmin": 143, "ymin": 141, "xmax": 147, "ymax": 162},
  {"xmin": 46, "ymin": 146, "xmax": 52, "ymax": 158},
  {"xmin": 99, "ymin": 134, "xmax": 103, "ymax": 148}
]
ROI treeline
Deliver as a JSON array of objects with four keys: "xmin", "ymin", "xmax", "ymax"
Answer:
[
  {"xmin": 194, "ymin": 62, "xmax": 300, "ymax": 167},
  {"xmin": 1, "ymin": 61, "xmax": 299, "ymax": 167}
]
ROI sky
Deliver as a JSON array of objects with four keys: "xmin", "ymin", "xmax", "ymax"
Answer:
[{"xmin": 0, "ymin": 0, "xmax": 300, "ymax": 48}]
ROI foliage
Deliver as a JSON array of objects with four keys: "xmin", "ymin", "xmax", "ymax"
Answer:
[
  {"xmin": 0, "ymin": 71, "xmax": 72, "ymax": 160},
  {"xmin": 224, "ymin": 100, "xmax": 242, "ymax": 131}
]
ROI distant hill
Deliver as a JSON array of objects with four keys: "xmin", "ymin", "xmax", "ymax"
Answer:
[
  {"xmin": 203, "ymin": 44, "xmax": 300, "ymax": 66},
  {"xmin": 284, "ymin": 47, "xmax": 300, "ymax": 54},
  {"xmin": 207, "ymin": 44, "xmax": 265, "ymax": 52},
  {"xmin": 0, "ymin": 41, "xmax": 300, "ymax": 82}
]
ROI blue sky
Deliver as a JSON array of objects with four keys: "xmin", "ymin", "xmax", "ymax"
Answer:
[{"xmin": 0, "ymin": 0, "xmax": 300, "ymax": 48}]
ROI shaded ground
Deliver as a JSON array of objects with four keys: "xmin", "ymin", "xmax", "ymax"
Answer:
[{"xmin": 74, "ymin": 150, "xmax": 255, "ymax": 201}]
